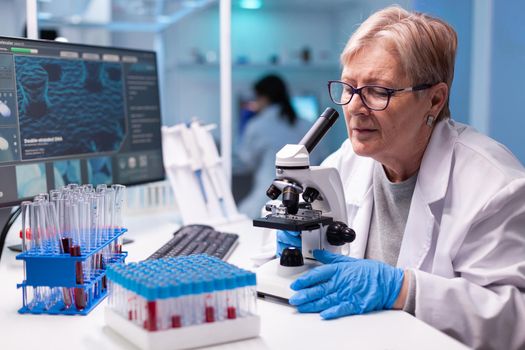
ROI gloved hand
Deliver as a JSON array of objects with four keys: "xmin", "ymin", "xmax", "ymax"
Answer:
[
  {"xmin": 289, "ymin": 249, "xmax": 404, "ymax": 319},
  {"xmin": 276, "ymin": 230, "xmax": 301, "ymax": 257}
]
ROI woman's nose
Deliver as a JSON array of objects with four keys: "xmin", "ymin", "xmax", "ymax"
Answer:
[{"xmin": 345, "ymin": 92, "xmax": 369, "ymax": 115}]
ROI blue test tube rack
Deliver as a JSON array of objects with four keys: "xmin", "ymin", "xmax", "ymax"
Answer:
[{"xmin": 16, "ymin": 228, "xmax": 128, "ymax": 316}]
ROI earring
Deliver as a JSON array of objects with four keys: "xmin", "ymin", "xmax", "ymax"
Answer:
[{"xmin": 426, "ymin": 115, "xmax": 435, "ymax": 127}]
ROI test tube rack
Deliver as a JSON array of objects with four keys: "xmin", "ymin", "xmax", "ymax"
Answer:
[
  {"xmin": 16, "ymin": 228, "xmax": 128, "ymax": 316},
  {"xmin": 105, "ymin": 255, "xmax": 260, "ymax": 350}
]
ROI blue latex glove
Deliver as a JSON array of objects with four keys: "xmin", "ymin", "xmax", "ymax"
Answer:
[
  {"xmin": 289, "ymin": 249, "xmax": 404, "ymax": 319},
  {"xmin": 276, "ymin": 230, "xmax": 301, "ymax": 257}
]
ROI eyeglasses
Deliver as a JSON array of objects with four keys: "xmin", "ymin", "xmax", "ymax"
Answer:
[{"xmin": 327, "ymin": 80, "xmax": 433, "ymax": 111}]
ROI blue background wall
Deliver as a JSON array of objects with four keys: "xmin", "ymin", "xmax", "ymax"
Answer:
[
  {"xmin": 412, "ymin": 0, "xmax": 473, "ymax": 125},
  {"xmin": 414, "ymin": 0, "xmax": 525, "ymax": 164},
  {"xmin": 490, "ymin": 0, "xmax": 525, "ymax": 163}
]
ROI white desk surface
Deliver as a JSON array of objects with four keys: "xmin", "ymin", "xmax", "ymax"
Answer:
[{"xmin": 0, "ymin": 210, "xmax": 468, "ymax": 350}]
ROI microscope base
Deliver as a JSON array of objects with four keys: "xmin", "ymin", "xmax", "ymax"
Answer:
[{"xmin": 256, "ymin": 259, "xmax": 320, "ymax": 301}]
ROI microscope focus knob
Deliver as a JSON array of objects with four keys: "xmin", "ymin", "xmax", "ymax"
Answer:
[
  {"xmin": 326, "ymin": 221, "xmax": 356, "ymax": 246},
  {"xmin": 280, "ymin": 247, "xmax": 304, "ymax": 267}
]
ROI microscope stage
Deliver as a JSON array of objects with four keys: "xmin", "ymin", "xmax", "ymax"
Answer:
[{"xmin": 253, "ymin": 215, "xmax": 333, "ymax": 232}]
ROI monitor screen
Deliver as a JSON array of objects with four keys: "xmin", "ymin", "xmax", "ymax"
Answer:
[
  {"xmin": 291, "ymin": 95, "xmax": 319, "ymax": 123},
  {"xmin": 0, "ymin": 36, "xmax": 164, "ymax": 208}
]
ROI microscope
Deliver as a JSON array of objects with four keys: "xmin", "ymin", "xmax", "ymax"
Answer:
[{"xmin": 253, "ymin": 107, "xmax": 356, "ymax": 301}]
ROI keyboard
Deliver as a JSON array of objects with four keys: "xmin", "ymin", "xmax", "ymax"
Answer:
[{"xmin": 146, "ymin": 224, "xmax": 239, "ymax": 260}]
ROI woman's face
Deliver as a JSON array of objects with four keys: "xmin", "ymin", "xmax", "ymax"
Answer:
[
  {"xmin": 253, "ymin": 95, "xmax": 270, "ymax": 113},
  {"xmin": 341, "ymin": 44, "xmax": 432, "ymax": 165}
]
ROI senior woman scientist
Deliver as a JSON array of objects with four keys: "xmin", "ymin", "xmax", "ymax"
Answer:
[{"xmin": 277, "ymin": 6, "xmax": 525, "ymax": 349}]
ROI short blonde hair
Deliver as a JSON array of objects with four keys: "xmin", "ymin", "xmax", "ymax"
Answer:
[{"xmin": 341, "ymin": 6, "xmax": 457, "ymax": 120}]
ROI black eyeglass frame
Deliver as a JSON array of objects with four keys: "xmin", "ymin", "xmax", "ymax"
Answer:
[{"xmin": 327, "ymin": 80, "xmax": 434, "ymax": 111}]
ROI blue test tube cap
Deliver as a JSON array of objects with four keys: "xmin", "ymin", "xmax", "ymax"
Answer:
[
  {"xmin": 247, "ymin": 272, "xmax": 257, "ymax": 286},
  {"xmin": 120, "ymin": 271, "xmax": 129, "ymax": 290},
  {"xmin": 201, "ymin": 276, "xmax": 212, "ymax": 293},
  {"xmin": 159, "ymin": 282, "xmax": 170, "ymax": 299},
  {"xmin": 225, "ymin": 274, "xmax": 237, "ymax": 290},
  {"xmin": 170, "ymin": 282, "xmax": 181, "ymax": 298},
  {"xmin": 144, "ymin": 282, "xmax": 158, "ymax": 301},
  {"xmin": 106, "ymin": 267, "xmax": 114, "ymax": 280},
  {"xmin": 135, "ymin": 281, "xmax": 146, "ymax": 298},
  {"xmin": 122, "ymin": 273, "xmax": 133, "ymax": 291},
  {"xmin": 214, "ymin": 276, "xmax": 226, "ymax": 291},
  {"xmin": 179, "ymin": 280, "xmax": 192, "ymax": 296},
  {"xmin": 234, "ymin": 272, "xmax": 245, "ymax": 288}
]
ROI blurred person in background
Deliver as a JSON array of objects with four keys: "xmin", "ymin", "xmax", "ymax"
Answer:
[{"xmin": 234, "ymin": 74, "xmax": 325, "ymax": 218}]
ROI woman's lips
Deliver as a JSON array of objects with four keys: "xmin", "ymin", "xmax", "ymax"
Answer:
[
  {"xmin": 353, "ymin": 128, "xmax": 377, "ymax": 133},
  {"xmin": 352, "ymin": 128, "xmax": 377, "ymax": 138}
]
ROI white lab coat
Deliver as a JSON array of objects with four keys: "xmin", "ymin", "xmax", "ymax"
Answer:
[{"xmin": 323, "ymin": 119, "xmax": 525, "ymax": 349}]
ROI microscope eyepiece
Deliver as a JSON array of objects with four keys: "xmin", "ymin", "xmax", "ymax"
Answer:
[{"xmin": 299, "ymin": 107, "xmax": 339, "ymax": 153}]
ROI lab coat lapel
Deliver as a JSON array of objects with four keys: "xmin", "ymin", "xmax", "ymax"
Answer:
[
  {"xmin": 396, "ymin": 187, "xmax": 436, "ymax": 268},
  {"xmin": 344, "ymin": 156, "xmax": 374, "ymax": 259},
  {"xmin": 348, "ymin": 189, "xmax": 373, "ymax": 258},
  {"xmin": 397, "ymin": 120, "xmax": 459, "ymax": 269}
]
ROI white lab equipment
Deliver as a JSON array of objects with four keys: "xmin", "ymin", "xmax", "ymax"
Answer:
[
  {"xmin": 253, "ymin": 108, "xmax": 355, "ymax": 300},
  {"xmin": 162, "ymin": 121, "xmax": 243, "ymax": 225}
]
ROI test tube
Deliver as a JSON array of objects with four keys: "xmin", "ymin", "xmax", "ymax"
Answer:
[
  {"xmin": 247, "ymin": 272, "xmax": 257, "ymax": 315},
  {"xmin": 29, "ymin": 202, "xmax": 41, "ymax": 254},
  {"xmin": 71, "ymin": 245, "xmax": 86, "ymax": 310},
  {"xmin": 43, "ymin": 201, "xmax": 60, "ymax": 253},
  {"xmin": 82, "ymin": 184, "xmax": 94, "ymax": 193},
  {"xmin": 111, "ymin": 185, "xmax": 126, "ymax": 231},
  {"xmin": 89, "ymin": 194, "xmax": 101, "ymax": 248},
  {"xmin": 179, "ymin": 279, "xmax": 192, "ymax": 327},
  {"xmin": 214, "ymin": 276, "xmax": 227, "ymax": 321},
  {"xmin": 67, "ymin": 183, "xmax": 79, "ymax": 190},
  {"xmin": 65, "ymin": 202, "xmax": 80, "ymax": 247},
  {"xmin": 112, "ymin": 184, "xmax": 126, "ymax": 254},
  {"xmin": 20, "ymin": 201, "xmax": 32, "ymax": 310},
  {"xmin": 96, "ymin": 184, "xmax": 107, "ymax": 192},
  {"xmin": 203, "ymin": 278, "xmax": 215, "ymax": 323},
  {"xmin": 78, "ymin": 199, "xmax": 91, "ymax": 252},
  {"xmin": 157, "ymin": 281, "xmax": 170, "ymax": 330},
  {"xmin": 225, "ymin": 274, "xmax": 238, "ymax": 320},
  {"xmin": 62, "ymin": 285, "xmax": 73, "ymax": 310},
  {"xmin": 55, "ymin": 198, "xmax": 69, "ymax": 250},
  {"xmin": 104, "ymin": 187, "xmax": 115, "ymax": 229},
  {"xmin": 170, "ymin": 283, "xmax": 183, "ymax": 328},
  {"xmin": 20, "ymin": 201, "xmax": 31, "ymax": 252},
  {"xmin": 236, "ymin": 272, "xmax": 247, "ymax": 317},
  {"xmin": 35, "ymin": 201, "xmax": 50, "ymax": 252},
  {"xmin": 97, "ymin": 193, "xmax": 107, "ymax": 244}
]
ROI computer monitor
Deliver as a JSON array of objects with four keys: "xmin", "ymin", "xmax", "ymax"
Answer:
[
  {"xmin": 0, "ymin": 36, "xmax": 165, "ymax": 208},
  {"xmin": 291, "ymin": 94, "xmax": 319, "ymax": 123},
  {"xmin": 237, "ymin": 94, "xmax": 320, "ymax": 136}
]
